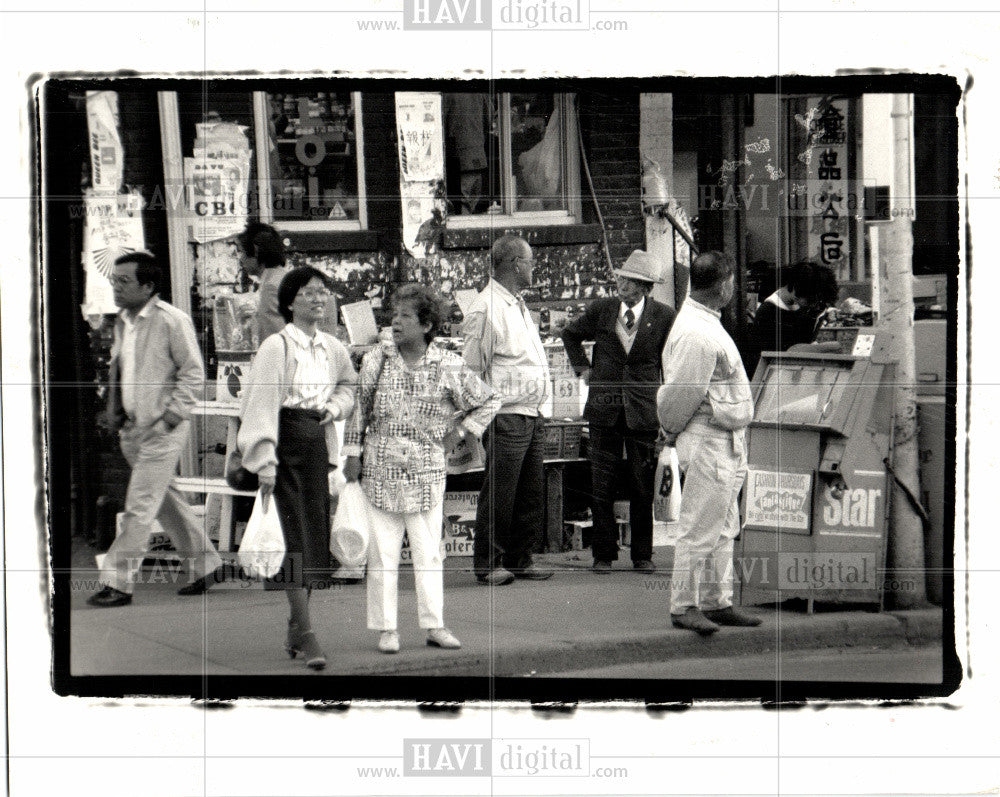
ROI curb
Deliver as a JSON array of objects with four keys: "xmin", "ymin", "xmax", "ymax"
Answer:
[
  {"xmin": 887, "ymin": 609, "xmax": 944, "ymax": 645},
  {"xmin": 342, "ymin": 610, "xmax": 938, "ymax": 678}
]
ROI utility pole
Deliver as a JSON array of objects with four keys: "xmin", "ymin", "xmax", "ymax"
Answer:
[{"xmin": 877, "ymin": 93, "xmax": 928, "ymax": 608}]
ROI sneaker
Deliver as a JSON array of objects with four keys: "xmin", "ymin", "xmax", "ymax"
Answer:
[
  {"xmin": 670, "ymin": 607, "xmax": 720, "ymax": 636},
  {"xmin": 704, "ymin": 607, "xmax": 763, "ymax": 627},
  {"xmin": 87, "ymin": 586, "xmax": 132, "ymax": 608},
  {"xmin": 476, "ymin": 568, "xmax": 515, "ymax": 586},
  {"xmin": 513, "ymin": 564, "xmax": 553, "ymax": 581},
  {"xmin": 378, "ymin": 630, "xmax": 400, "ymax": 654},
  {"xmin": 426, "ymin": 628, "xmax": 462, "ymax": 649}
]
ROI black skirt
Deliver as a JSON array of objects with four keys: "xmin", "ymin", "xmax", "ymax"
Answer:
[{"xmin": 266, "ymin": 407, "xmax": 331, "ymax": 590}]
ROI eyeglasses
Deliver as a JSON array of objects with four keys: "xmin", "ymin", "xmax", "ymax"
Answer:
[
  {"xmin": 110, "ymin": 276, "xmax": 136, "ymax": 287},
  {"xmin": 298, "ymin": 289, "xmax": 332, "ymax": 300}
]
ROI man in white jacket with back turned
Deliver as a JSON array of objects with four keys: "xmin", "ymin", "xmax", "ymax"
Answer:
[{"xmin": 657, "ymin": 251, "xmax": 762, "ymax": 635}]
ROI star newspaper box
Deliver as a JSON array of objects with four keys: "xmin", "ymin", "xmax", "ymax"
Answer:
[{"xmin": 738, "ymin": 331, "xmax": 897, "ymax": 607}]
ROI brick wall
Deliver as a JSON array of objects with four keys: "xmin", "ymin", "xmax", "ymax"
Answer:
[{"xmin": 578, "ymin": 87, "xmax": 644, "ymax": 269}]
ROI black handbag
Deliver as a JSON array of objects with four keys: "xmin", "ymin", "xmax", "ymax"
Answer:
[{"xmin": 225, "ymin": 449, "xmax": 259, "ymax": 492}]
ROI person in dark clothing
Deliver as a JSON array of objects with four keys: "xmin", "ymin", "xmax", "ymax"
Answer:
[
  {"xmin": 562, "ymin": 250, "xmax": 677, "ymax": 574},
  {"xmin": 746, "ymin": 261, "xmax": 838, "ymax": 379}
]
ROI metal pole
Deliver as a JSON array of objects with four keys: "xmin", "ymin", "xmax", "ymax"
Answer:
[{"xmin": 878, "ymin": 93, "xmax": 927, "ymax": 607}]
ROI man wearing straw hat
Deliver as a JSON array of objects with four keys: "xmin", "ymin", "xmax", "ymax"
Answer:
[{"xmin": 562, "ymin": 250, "xmax": 676, "ymax": 575}]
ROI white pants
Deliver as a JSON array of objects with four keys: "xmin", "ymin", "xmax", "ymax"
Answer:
[
  {"xmin": 670, "ymin": 425, "xmax": 748, "ymax": 614},
  {"xmin": 100, "ymin": 420, "xmax": 222, "ymax": 594},
  {"xmin": 366, "ymin": 500, "xmax": 444, "ymax": 631}
]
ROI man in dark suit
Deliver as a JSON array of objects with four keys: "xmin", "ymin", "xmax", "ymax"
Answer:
[{"xmin": 562, "ymin": 250, "xmax": 676, "ymax": 574}]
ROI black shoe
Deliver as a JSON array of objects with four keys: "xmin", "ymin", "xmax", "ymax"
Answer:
[
  {"xmin": 298, "ymin": 630, "xmax": 327, "ymax": 671},
  {"xmin": 632, "ymin": 559, "xmax": 655, "ymax": 573},
  {"xmin": 87, "ymin": 586, "xmax": 132, "ymax": 608},
  {"xmin": 477, "ymin": 568, "xmax": 515, "ymax": 586},
  {"xmin": 671, "ymin": 607, "xmax": 719, "ymax": 636},
  {"xmin": 704, "ymin": 607, "xmax": 763, "ymax": 627},
  {"xmin": 592, "ymin": 560, "xmax": 612, "ymax": 574},
  {"xmin": 177, "ymin": 563, "xmax": 231, "ymax": 595},
  {"xmin": 513, "ymin": 564, "xmax": 553, "ymax": 581}
]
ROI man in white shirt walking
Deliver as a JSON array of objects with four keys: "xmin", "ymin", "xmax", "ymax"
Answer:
[
  {"xmin": 89, "ymin": 251, "xmax": 222, "ymax": 607},
  {"xmin": 463, "ymin": 234, "xmax": 554, "ymax": 585},
  {"xmin": 657, "ymin": 251, "xmax": 762, "ymax": 634}
]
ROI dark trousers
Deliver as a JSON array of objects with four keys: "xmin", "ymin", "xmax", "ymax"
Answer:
[
  {"xmin": 588, "ymin": 415, "xmax": 658, "ymax": 564},
  {"xmin": 473, "ymin": 414, "xmax": 546, "ymax": 577},
  {"xmin": 268, "ymin": 408, "xmax": 331, "ymax": 590}
]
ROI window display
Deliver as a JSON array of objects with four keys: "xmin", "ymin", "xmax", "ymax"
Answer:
[{"xmin": 262, "ymin": 92, "xmax": 361, "ymax": 223}]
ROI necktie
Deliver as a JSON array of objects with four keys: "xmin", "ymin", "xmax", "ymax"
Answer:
[{"xmin": 624, "ymin": 307, "xmax": 635, "ymax": 330}]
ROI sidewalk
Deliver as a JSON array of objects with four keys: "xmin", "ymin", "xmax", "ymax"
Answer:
[{"xmin": 68, "ymin": 540, "xmax": 943, "ymax": 680}]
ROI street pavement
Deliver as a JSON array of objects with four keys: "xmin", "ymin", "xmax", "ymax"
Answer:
[
  {"xmin": 69, "ymin": 539, "xmax": 944, "ymax": 682},
  {"xmin": 544, "ymin": 646, "xmax": 943, "ymax": 682}
]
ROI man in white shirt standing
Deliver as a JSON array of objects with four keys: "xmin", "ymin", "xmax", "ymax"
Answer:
[
  {"xmin": 89, "ymin": 251, "xmax": 222, "ymax": 607},
  {"xmin": 463, "ymin": 234, "xmax": 554, "ymax": 585},
  {"xmin": 657, "ymin": 251, "xmax": 762, "ymax": 634}
]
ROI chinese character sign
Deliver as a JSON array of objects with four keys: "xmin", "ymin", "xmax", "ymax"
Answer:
[
  {"xmin": 805, "ymin": 98, "xmax": 851, "ymax": 275},
  {"xmin": 395, "ymin": 92, "xmax": 446, "ymax": 256},
  {"xmin": 395, "ymin": 92, "xmax": 444, "ymax": 182}
]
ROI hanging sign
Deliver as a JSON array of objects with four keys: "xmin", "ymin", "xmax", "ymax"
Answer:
[
  {"xmin": 81, "ymin": 190, "xmax": 145, "ymax": 320},
  {"xmin": 395, "ymin": 92, "xmax": 444, "ymax": 182},
  {"xmin": 86, "ymin": 91, "xmax": 124, "ymax": 193},
  {"xmin": 185, "ymin": 123, "xmax": 253, "ymax": 243},
  {"xmin": 395, "ymin": 92, "xmax": 446, "ymax": 257}
]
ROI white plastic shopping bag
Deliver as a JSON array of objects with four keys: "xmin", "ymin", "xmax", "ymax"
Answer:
[
  {"xmin": 329, "ymin": 467, "xmax": 347, "ymax": 498},
  {"xmin": 238, "ymin": 491, "xmax": 286, "ymax": 579},
  {"xmin": 330, "ymin": 481, "xmax": 371, "ymax": 569},
  {"xmin": 653, "ymin": 445, "xmax": 682, "ymax": 523}
]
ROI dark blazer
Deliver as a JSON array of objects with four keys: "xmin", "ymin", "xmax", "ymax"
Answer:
[{"xmin": 562, "ymin": 297, "xmax": 676, "ymax": 431}]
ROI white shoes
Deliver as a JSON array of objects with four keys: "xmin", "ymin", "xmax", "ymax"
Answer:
[
  {"xmin": 426, "ymin": 627, "xmax": 462, "ymax": 649},
  {"xmin": 378, "ymin": 631, "xmax": 400, "ymax": 654},
  {"xmin": 377, "ymin": 628, "xmax": 462, "ymax": 653}
]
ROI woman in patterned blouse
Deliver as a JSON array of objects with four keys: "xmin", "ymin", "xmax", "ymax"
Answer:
[{"xmin": 342, "ymin": 284, "xmax": 499, "ymax": 654}]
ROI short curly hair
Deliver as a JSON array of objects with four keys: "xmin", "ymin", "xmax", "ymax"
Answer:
[
  {"xmin": 390, "ymin": 283, "xmax": 447, "ymax": 344},
  {"xmin": 277, "ymin": 267, "xmax": 334, "ymax": 323}
]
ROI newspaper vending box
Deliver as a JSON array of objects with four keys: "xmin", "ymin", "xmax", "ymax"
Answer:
[{"xmin": 738, "ymin": 332, "xmax": 897, "ymax": 607}]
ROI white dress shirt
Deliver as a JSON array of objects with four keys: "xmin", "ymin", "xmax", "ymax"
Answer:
[
  {"xmin": 615, "ymin": 296, "xmax": 644, "ymax": 354},
  {"xmin": 281, "ymin": 323, "xmax": 334, "ymax": 411},
  {"xmin": 119, "ymin": 298, "xmax": 157, "ymax": 418}
]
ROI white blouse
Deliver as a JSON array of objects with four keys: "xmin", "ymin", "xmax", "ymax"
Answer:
[{"xmin": 281, "ymin": 323, "xmax": 334, "ymax": 411}]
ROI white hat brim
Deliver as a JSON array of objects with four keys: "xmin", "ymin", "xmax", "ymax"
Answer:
[{"xmin": 613, "ymin": 267, "xmax": 663, "ymax": 284}]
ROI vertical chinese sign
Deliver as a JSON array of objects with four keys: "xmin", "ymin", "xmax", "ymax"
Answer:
[
  {"xmin": 395, "ymin": 92, "xmax": 445, "ymax": 257},
  {"xmin": 787, "ymin": 97, "xmax": 858, "ymax": 282}
]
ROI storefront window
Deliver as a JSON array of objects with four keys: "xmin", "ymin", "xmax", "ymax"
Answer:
[
  {"xmin": 254, "ymin": 91, "xmax": 366, "ymax": 229},
  {"xmin": 442, "ymin": 92, "xmax": 579, "ymax": 224}
]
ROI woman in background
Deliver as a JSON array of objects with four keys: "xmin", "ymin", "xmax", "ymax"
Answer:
[
  {"xmin": 238, "ymin": 267, "xmax": 357, "ymax": 670},
  {"xmin": 343, "ymin": 284, "xmax": 499, "ymax": 654},
  {"xmin": 746, "ymin": 261, "xmax": 839, "ymax": 377},
  {"xmin": 238, "ymin": 222, "xmax": 290, "ymax": 344}
]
